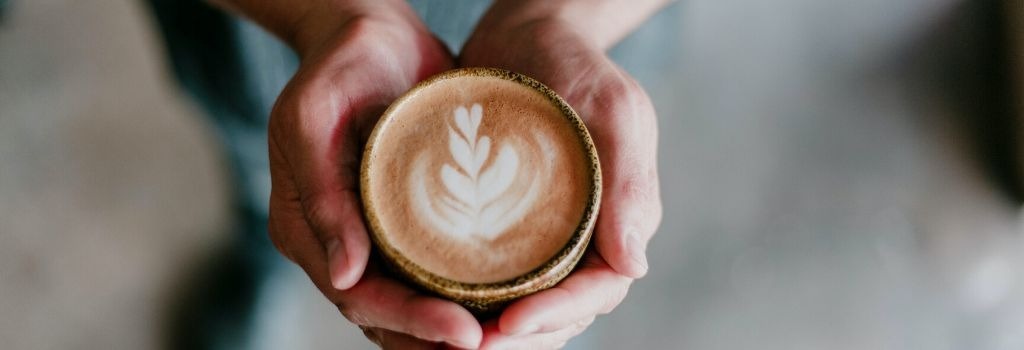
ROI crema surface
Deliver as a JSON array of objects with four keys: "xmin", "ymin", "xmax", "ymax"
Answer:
[{"xmin": 364, "ymin": 75, "xmax": 593, "ymax": 283}]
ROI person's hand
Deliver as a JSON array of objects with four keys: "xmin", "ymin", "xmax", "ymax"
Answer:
[
  {"xmin": 459, "ymin": 9, "xmax": 664, "ymax": 349},
  {"xmin": 263, "ymin": 3, "xmax": 482, "ymax": 348}
]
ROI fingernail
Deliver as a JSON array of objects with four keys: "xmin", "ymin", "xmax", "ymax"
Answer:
[
  {"xmin": 510, "ymin": 323, "xmax": 539, "ymax": 336},
  {"xmin": 326, "ymin": 238, "xmax": 347, "ymax": 289},
  {"xmin": 449, "ymin": 338, "xmax": 478, "ymax": 349},
  {"xmin": 626, "ymin": 232, "xmax": 649, "ymax": 276}
]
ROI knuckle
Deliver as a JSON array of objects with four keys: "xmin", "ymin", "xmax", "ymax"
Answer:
[
  {"xmin": 270, "ymin": 80, "xmax": 312, "ymax": 125},
  {"xmin": 268, "ymin": 91, "xmax": 318, "ymax": 155},
  {"xmin": 338, "ymin": 303, "xmax": 372, "ymax": 326},
  {"xmin": 269, "ymin": 78, "xmax": 342, "ymax": 145},
  {"xmin": 609, "ymin": 170, "xmax": 662, "ymax": 241},
  {"xmin": 630, "ymin": 170, "xmax": 663, "ymax": 222},
  {"xmin": 301, "ymin": 188, "xmax": 361, "ymax": 240},
  {"xmin": 616, "ymin": 169, "xmax": 658, "ymax": 205},
  {"xmin": 300, "ymin": 193, "xmax": 340, "ymax": 238},
  {"xmin": 594, "ymin": 85, "xmax": 637, "ymax": 123},
  {"xmin": 593, "ymin": 75, "xmax": 654, "ymax": 125},
  {"xmin": 266, "ymin": 214, "xmax": 299, "ymax": 263}
]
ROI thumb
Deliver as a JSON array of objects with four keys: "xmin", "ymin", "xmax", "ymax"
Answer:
[
  {"xmin": 586, "ymin": 77, "xmax": 662, "ymax": 279},
  {"xmin": 305, "ymin": 185, "xmax": 372, "ymax": 291},
  {"xmin": 593, "ymin": 162, "xmax": 661, "ymax": 279},
  {"xmin": 268, "ymin": 73, "xmax": 379, "ymax": 290}
]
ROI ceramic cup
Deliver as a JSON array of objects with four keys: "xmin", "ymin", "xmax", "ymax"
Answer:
[{"xmin": 360, "ymin": 68, "xmax": 601, "ymax": 313}]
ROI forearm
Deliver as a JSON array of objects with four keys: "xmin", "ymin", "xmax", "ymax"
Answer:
[
  {"xmin": 205, "ymin": 0, "xmax": 420, "ymax": 57},
  {"xmin": 477, "ymin": 0, "xmax": 673, "ymax": 51}
]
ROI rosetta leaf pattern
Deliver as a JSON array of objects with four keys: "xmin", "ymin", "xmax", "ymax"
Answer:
[
  {"xmin": 446, "ymin": 103, "xmax": 513, "ymax": 216},
  {"xmin": 412, "ymin": 103, "xmax": 535, "ymax": 240}
]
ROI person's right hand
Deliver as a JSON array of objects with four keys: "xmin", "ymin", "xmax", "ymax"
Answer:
[{"xmin": 263, "ymin": 2, "xmax": 482, "ymax": 348}]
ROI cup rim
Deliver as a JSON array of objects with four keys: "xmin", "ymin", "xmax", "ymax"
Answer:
[{"xmin": 359, "ymin": 67, "xmax": 602, "ymax": 304}]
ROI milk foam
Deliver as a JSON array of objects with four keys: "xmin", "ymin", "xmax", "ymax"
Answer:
[
  {"xmin": 365, "ymin": 74, "xmax": 592, "ymax": 283},
  {"xmin": 410, "ymin": 103, "xmax": 553, "ymax": 240}
]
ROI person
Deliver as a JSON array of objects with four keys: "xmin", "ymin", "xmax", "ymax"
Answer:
[{"xmin": 148, "ymin": 0, "xmax": 666, "ymax": 348}]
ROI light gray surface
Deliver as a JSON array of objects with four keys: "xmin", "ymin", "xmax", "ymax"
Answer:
[
  {"xmin": 0, "ymin": 1, "xmax": 232, "ymax": 349},
  {"xmin": 1, "ymin": 0, "xmax": 1023, "ymax": 349}
]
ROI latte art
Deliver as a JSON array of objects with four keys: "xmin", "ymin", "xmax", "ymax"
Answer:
[
  {"xmin": 361, "ymin": 69, "xmax": 599, "ymax": 287},
  {"xmin": 410, "ymin": 103, "xmax": 552, "ymax": 240}
]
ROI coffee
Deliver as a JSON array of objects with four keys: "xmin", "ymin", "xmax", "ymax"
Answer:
[{"xmin": 361, "ymin": 68, "xmax": 600, "ymax": 310}]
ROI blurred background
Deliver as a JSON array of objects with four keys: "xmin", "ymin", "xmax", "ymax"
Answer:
[{"xmin": 1, "ymin": 0, "xmax": 1023, "ymax": 349}]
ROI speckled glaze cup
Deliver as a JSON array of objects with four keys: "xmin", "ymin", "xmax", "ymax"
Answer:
[{"xmin": 360, "ymin": 68, "xmax": 601, "ymax": 314}]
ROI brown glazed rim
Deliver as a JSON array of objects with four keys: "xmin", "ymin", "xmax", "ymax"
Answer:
[{"xmin": 359, "ymin": 67, "xmax": 602, "ymax": 307}]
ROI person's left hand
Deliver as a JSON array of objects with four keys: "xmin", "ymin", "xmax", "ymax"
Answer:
[{"xmin": 454, "ymin": 16, "xmax": 664, "ymax": 349}]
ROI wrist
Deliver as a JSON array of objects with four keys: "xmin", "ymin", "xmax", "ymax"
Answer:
[
  {"xmin": 469, "ymin": 2, "xmax": 584, "ymax": 47},
  {"xmin": 470, "ymin": 0, "xmax": 671, "ymax": 52},
  {"xmin": 287, "ymin": 3, "xmax": 421, "ymax": 59},
  {"xmin": 209, "ymin": 0, "xmax": 424, "ymax": 59},
  {"xmin": 461, "ymin": 16, "xmax": 592, "ymax": 69}
]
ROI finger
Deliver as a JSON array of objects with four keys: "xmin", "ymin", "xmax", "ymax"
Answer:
[
  {"xmin": 267, "ymin": 165, "xmax": 369, "ymax": 291},
  {"xmin": 337, "ymin": 268, "xmax": 483, "ymax": 348},
  {"xmin": 267, "ymin": 78, "xmax": 371, "ymax": 291},
  {"xmin": 317, "ymin": 188, "xmax": 371, "ymax": 291},
  {"xmin": 270, "ymin": 66, "xmax": 437, "ymax": 290},
  {"xmin": 584, "ymin": 72, "xmax": 662, "ymax": 279},
  {"xmin": 271, "ymin": 192, "xmax": 481, "ymax": 349},
  {"xmin": 268, "ymin": 20, "xmax": 457, "ymax": 289},
  {"xmin": 367, "ymin": 328, "xmax": 443, "ymax": 350},
  {"xmin": 481, "ymin": 317, "xmax": 595, "ymax": 350},
  {"xmin": 498, "ymin": 255, "xmax": 631, "ymax": 335}
]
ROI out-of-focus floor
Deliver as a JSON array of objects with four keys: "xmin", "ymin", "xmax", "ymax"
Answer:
[
  {"xmin": 0, "ymin": 0, "xmax": 368, "ymax": 349},
  {"xmin": 1, "ymin": 0, "xmax": 1023, "ymax": 349}
]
